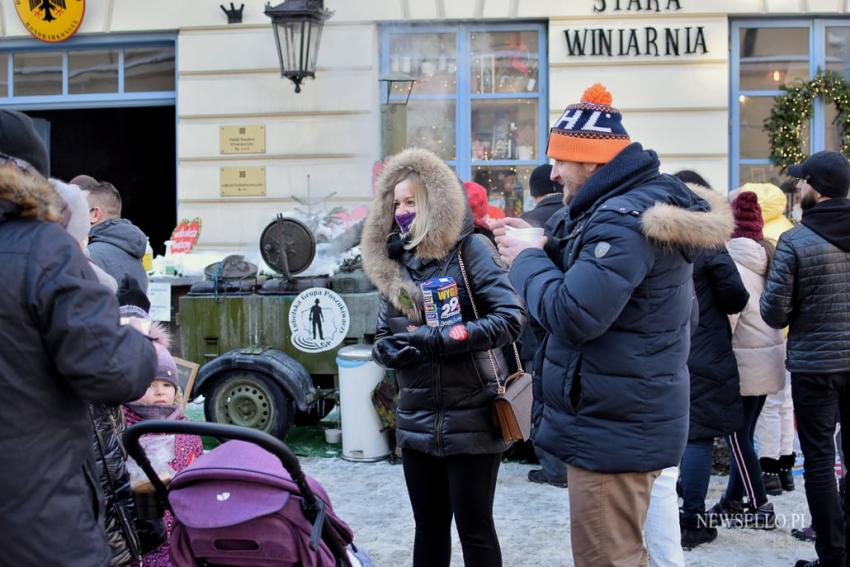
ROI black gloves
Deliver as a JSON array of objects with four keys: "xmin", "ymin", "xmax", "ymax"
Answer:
[
  {"xmin": 407, "ymin": 325, "xmax": 442, "ymax": 357},
  {"xmin": 372, "ymin": 335, "xmax": 422, "ymax": 368}
]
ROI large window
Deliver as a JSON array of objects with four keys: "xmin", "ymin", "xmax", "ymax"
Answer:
[
  {"xmin": 0, "ymin": 35, "xmax": 175, "ymax": 108},
  {"xmin": 381, "ymin": 23, "xmax": 548, "ymax": 215},
  {"xmin": 731, "ymin": 20, "xmax": 850, "ymax": 201}
]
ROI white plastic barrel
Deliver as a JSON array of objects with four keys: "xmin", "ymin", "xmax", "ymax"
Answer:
[{"xmin": 336, "ymin": 344, "xmax": 391, "ymax": 462}]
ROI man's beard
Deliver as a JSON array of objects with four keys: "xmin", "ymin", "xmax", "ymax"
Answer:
[
  {"xmin": 562, "ymin": 182, "xmax": 581, "ymax": 205},
  {"xmin": 800, "ymin": 191, "xmax": 818, "ymax": 210}
]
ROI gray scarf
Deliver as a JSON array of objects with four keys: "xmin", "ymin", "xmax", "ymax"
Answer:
[{"xmin": 126, "ymin": 402, "xmax": 181, "ymax": 421}]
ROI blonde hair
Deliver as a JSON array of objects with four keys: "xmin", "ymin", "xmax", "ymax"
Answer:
[{"xmin": 390, "ymin": 170, "xmax": 435, "ymax": 251}]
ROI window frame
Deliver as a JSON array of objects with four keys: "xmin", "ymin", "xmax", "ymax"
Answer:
[
  {"xmin": 379, "ymin": 21, "xmax": 549, "ymax": 183},
  {"xmin": 730, "ymin": 19, "xmax": 850, "ymax": 190},
  {"xmin": 0, "ymin": 33, "xmax": 176, "ymax": 110}
]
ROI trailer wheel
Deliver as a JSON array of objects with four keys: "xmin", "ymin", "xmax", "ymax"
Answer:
[{"xmin": 204, "ymin": 370, "xmax": 295, "ymax": 439}]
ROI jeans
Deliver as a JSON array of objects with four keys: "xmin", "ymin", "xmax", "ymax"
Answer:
[
  {"xmin": 645, "ymin": 466, "xmax": 685, "ymax": 567},
  {"xmin": 401, "ymin": 448, "xmax": 502, "ymax": 567},
  {"xmin": 679, "ymin": 438, "xmax": 714, "ymax": 520},
  {"xmin": 726, "ymin": 395, "xmax": 768, "ymax": 507},
  {"xmin": 792, "ymin": 372, "xmax": 850, "ymax": 567}
]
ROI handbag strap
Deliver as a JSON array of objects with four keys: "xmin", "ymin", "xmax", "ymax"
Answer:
[{"xmin": 456, "ymin": 244, "xmax": 524, "ymax": 395}]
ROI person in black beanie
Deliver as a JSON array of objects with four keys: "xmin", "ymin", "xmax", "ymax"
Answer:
[
  {"xmin": 761, "ymin": 150, "xmax": 850, "ymax": 567},
  {"xmin": 521, "ymin": 163, "xmax": 563, "ymax": 228},
  {"xmin": 117, "ymin": 275, "xmax": 152, "ymax": 316},
  {"xmin": 518, "ymin": 163, "xmax": 570, "ymax": 488},
  {"xmin": 0, "ymin": 110, "xmax": 49, "ymax": 177}
]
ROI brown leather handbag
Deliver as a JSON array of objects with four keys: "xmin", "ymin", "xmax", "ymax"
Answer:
[{"xmin": 458, "ymin": 249, "xmax": 533, "ymax": 444}]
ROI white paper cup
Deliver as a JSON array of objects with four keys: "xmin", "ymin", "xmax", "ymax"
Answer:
[{"xmin": 507, "ymin": 227, "xmax": 544, "ymax": 242}]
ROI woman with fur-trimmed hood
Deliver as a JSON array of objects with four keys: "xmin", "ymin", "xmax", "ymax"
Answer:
[{"xmin": 362, "ymin": 148, "xmax": 525, "ymax": 567}]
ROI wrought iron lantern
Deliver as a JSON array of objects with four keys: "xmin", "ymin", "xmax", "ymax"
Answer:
[{"xmin": 264, "ymin": 0, "xmax": 333, "ymax": 93}]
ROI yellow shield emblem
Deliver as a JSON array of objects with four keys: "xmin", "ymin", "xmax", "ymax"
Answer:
[{"xmin": 14, "ymin": 0, "xmax": 85, "ymax": 43}]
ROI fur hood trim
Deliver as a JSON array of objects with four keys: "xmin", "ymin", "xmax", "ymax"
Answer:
[
  {"xmin": 641, "ymin": 183, "xmax": 734, "ymax": 249},
  {"xmin": 148, "ymin": 321, "xmax": 172, "ymax": 351},
  {"xmin": 0, "ymin": 164, "xmax": 61, "ymax": 222},
  {"xmin": 361, "ymin": 148, "xmax": 466, "ymax": 322}
]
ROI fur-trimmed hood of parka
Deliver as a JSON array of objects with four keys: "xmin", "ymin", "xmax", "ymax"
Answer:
[
  {"xmin": 361, "ymin": 148, "xmax": 467, "ymax": 321},
  {"xmin": 0, "ymin": 163, "xmax": 61, "ymax": 223},
  {"xmin": 640, "ymin": 182, "xmax": 735, "ymax": 250}
]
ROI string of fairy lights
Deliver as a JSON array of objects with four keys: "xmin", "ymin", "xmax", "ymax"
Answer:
[{"xmin": 764, "ymin": 70, "xmax": 850, "ymax": 170}]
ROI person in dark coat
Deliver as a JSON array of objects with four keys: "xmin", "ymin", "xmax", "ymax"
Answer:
[
  {"xmin": 760, "ymin": 150, "xmax": 850, "ymax": 567},
  {"xmin": 521, "ymin": 163, "xmax": 563, "ymax": 228},
  {"xmin": 672, "ymin": 174, "xmax": 750, "ymax": 548},
  {"xmin": 0, "ymin": 110, "xmax": 157, "ymax": 567},
  {"xmin": 362, "ymin": 148, "xmax": 525, "ymax": 567},
  {"xmin": 520, "ymin": 168, "xmax": 570, "ymax": 488},
  {"xmin": 494, "ymin": 84, "xmax": 734, "ymax": 566}
]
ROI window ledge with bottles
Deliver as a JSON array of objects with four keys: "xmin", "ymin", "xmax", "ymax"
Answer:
[{"xmin": 380, "ymin": 22, "xmax": 548, "ymax": 216}]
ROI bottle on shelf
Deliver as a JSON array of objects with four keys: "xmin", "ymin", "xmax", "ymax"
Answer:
[{"xmin": 142, "ymin": 238, "xmax": 153, "ymax": 272}]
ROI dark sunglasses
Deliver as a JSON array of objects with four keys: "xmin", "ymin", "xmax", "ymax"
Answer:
[{"xmin": 0, "ymin": 151, "xmax": 40, "ymax": 177}]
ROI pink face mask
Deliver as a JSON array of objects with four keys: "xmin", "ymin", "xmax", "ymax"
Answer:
[{"xmin": 395, "ymin": 211, "xmax": 416, "ymax": 234}]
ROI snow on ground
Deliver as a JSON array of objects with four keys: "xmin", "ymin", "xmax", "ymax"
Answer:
[{"xmin": 301, "ymin": 458, "xmax": 815, "ymax": 567}]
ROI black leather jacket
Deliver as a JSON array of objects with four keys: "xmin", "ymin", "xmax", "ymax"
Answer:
[
  {"xmin": 761, "ymin": 200, "xmax": 850, "ymax": 373},
  {"xmin": 90, "ymin": 405, "xmax": 140, "ymax": 566},
  {"xmin": 374, "ymin": 232, "xmax": 526, "ymax": 456}
]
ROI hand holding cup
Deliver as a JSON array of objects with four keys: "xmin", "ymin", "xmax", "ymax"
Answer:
[{"xmin": 493, "ymin": 217, "xmax": 546, "ymax": 267}]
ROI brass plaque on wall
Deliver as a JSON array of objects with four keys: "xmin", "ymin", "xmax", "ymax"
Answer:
[
  {"xmin": 220, "ymin": 125, "xmax": 266, "ymax": 154},
  {"xmin": 220, "ymin": 167, "xmax": 266, "ymax": 197}
]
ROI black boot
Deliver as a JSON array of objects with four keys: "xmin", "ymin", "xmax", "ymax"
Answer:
[
  {"xmin": 742, "ymin": 501, "xmax": 777, "ymax": 530},
  {"xmin": 680, "ymin": 513, "xmax": 717, "ymax": 550},
  {"xmin": 706, "ymin": 497, "xmax": 745, "ymax": 527},
  {"xmin": 760, "ymin": 457, "xmax": 783, "ymax": 496},
  {"xmin": 778, "ymin": 453, "xmax": 796, "ymax": 492},
  {"xmin": 527, "ymin": 469, "xmax": 568, "ymax": 488},
  {"xmin": 794, "ymin": 560, "xmax": 821, "ymax": 566}
]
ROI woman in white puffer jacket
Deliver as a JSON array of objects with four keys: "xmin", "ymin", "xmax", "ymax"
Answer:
[
  {"xmin": 727, "ymin": 192, "xmax": 786, "ymax": 398},
  {"xmin": 718, "ymin": 190, "xmax": 785, "ymax": 524}
]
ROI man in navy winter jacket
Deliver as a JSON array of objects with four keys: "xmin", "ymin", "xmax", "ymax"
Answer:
[{"xmin": 495, "ymin": 84, "xmax": 734, "ymax": 566}]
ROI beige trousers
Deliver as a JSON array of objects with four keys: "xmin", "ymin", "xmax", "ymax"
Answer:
[{"xmin": 567, "ymin": 465, "xmax": 661, "ymax": 567}]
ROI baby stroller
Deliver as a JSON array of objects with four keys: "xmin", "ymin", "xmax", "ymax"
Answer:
[{"xmin": 124, "ymin": 420, "xmax": 371, "ymax": 567}]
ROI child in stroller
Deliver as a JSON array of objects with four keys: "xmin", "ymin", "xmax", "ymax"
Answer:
[
  {"xmin": 124, "ymin": 342, "xmax": 204, "ymax": 566},
  {"xmin": 124, "ymin": 420, "xmax": 373, "ymax": 567}
]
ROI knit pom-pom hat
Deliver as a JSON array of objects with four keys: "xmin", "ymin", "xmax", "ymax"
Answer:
[
  {"xmin": 547, "ymin": 83, "xmax": 630, "ymax": 164},
  {"xmin": 153, "ymin": 342, "xmax": 179, "ymax": 389},
  {"xmin": 731, "ymin": 191, "xmax": 765, "ymax": 241}
]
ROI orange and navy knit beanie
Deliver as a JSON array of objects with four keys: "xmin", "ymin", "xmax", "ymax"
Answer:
[{"xmin": 547, "ymin": 83, "xmax": 630, "ymax": 164}]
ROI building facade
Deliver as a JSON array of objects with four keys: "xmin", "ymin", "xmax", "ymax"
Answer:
[{"xmin": 0, "ymin": 0, "xmax": 847, "ymax": 251}]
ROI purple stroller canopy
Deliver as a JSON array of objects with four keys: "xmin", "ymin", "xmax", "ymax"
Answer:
[{"xmin": 168, "ymin": 441, "xmax": 354, "ymax": 567}]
